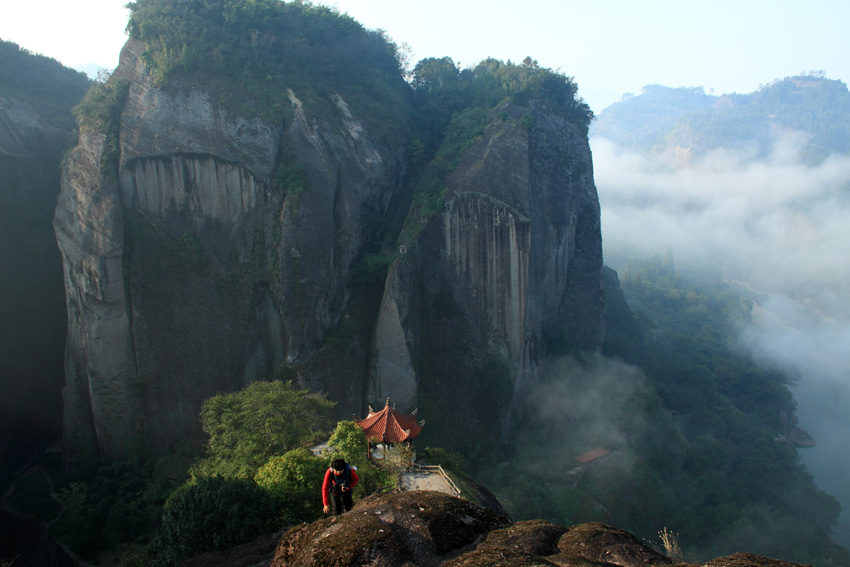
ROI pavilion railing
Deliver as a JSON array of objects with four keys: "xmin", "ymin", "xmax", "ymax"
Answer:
[{"xmin": 412, "ymin": 464, "xmax": 462, "ymax": 497}]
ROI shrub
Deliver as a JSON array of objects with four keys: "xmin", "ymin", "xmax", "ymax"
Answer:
[
  {"xmin": 150, "ymin": 476, "xmax": 278, "ymax": 566},
  {"xmin": 255, "ymin": 448, "xmax": 325, "ymax": 523}
]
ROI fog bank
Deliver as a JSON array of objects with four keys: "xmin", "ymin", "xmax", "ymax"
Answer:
[{"xmin": 593, "ymin": 134, "xmax": 850, "ymax": 525}]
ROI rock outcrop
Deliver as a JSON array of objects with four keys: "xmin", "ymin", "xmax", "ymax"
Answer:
[
  {"xmin": 262, "ymin": 491, "xmax": 809, "ymax": 567},
  {"xmin": 370, "ymin": 104, "xmax": 604, "ymax": 444},
  {"xmin": 271, "ymin": 491, "xmax": 510, "ymax": 567},
  {"xmin": 55, "ymin": 39, "xmax": 406, "ymax": 466}
]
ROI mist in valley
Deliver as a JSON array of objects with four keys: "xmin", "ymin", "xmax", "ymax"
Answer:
[{"xmin": 592, "ymin": 131, "xmax": 850, "ymax": 530}]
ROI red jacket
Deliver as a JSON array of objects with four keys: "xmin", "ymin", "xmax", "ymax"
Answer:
[{"xmin": 322, "ymin": 465, "xmax": 359, "ymax": 506}]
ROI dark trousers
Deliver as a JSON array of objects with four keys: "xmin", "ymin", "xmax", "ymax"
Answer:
[{"xmin": 330, "ymin": 489, "xmax": 353, "ymax": 515}]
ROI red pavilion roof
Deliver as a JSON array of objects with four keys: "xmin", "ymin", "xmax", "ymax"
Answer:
[
  {"xmin": 355, "ymin": 399, "xmax": 422, "ymax": 444},
  {"xmin": 575, "ymin": 447, "xmax": 611, "ymax": 464}
]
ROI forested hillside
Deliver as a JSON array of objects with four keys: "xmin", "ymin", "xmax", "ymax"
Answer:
[
  {"xmin": 486, "ymin": 256, "xmax": 848, "ymax": 566},
  {"xmin": 592, "ymin": 73, "xmax": 850, "ymax": 163}
]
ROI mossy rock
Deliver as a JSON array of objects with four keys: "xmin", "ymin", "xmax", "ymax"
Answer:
[
  {"xmin": 444, "ymin": 546, "xmax": 561, "ymax": 566},
  {"xmin": 272, "ymin": 512, "xmax": 402, "ymax": 566},
  {"xmin": 271, "ymin": 490, "xmax": 509, "ymax": 566},
  {"xmin": 480, "ymin": 519, "xmax": 569, "ymax": 556},
  {"xmin": 556, "ymin": 523, "xmax": 672, "ymax": 567},
  {"xmin": 704, "ymin": 553, "xmax": 812, "ymax": 567}
]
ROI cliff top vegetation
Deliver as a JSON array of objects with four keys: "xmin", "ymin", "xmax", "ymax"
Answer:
[
  {"xmin": 124, "ymin": 0, "xmax": 410, "ymax": 128},
  {"xmin": 0, "ymin": 39, "xmax": 90, "ymax": 108}
]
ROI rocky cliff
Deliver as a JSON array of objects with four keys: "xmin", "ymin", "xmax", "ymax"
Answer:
[
  {"xmin": 0, "ymin": 42, "xmax": 89, "ymax": 476},
  {"xmin": 55, "ymin": 11, "xmax": 603, "ymax": 467},
  {"xmin": 55, "ymin": 38, "xmax": 406, "ymax": 467},
  {"xmin": 370, "ymin": 104, "xmax": 604, "ymax": 446},
  {"xmin": 183, "ymin": 491, "xmax": 812, "ymax": 567}
]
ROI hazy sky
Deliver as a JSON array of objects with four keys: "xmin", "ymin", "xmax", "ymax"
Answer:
[{"xmin": 2, "ymin": 0, "xmax": 849, "ymax": 112}]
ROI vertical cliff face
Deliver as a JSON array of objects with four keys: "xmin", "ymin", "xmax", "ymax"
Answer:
[
  {"xmin": 0, "ymin": 41, "xmax": 90, "ymax": 474},
  {"xmin": 370, "ymin": 105, "xmax": 604, "ymax": 446},
  {"xmin": 0, "ymin": 94, "xmax": 79, "ymax": 473},
  {"xmin": 55, "ymin": 40, "xmax": 406, "ymax": 467}
]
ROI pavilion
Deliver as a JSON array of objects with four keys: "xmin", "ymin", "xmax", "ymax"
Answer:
[{"xmin": 355, "ymin": 398, "xmax": 424, "ymax": 450}]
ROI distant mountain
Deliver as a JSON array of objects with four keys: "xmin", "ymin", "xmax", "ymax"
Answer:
[
  {"xmin": 591, "ymin": 85, "xmax": 718, "ymax": 152},
  {"xmin": 592, "ymin": 74, "xmax": 850, "ymax": 163}
]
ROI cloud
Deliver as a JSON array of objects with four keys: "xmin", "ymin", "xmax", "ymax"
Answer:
[
  {"xmin": 592, "ymin": 134, "xmax": 850, "ymax": 523},
  {"xmin": 593, "ymin": 135, "xmax": 850, "ymax": 315},
  {"xmin": 523, "ymin": 355, "xmax": 653, "ymax": 461}
]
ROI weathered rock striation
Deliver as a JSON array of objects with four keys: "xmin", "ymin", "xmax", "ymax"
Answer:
[
  {"xmin": 55, "ymin": 39, "xmax": 406, "ymax": 467},
  {"xmin": 370, "ymin": 104, "xmax": 604, "ymax": 445}
]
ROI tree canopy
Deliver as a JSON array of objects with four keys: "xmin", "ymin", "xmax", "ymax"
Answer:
[
  {"xmin": 0, "ymin": 39, "xmax": 90, "ymax": 107},
  {"xmin": 193, "ymin": 380, "xmax": 334, "ymax": 478},
  {"xmin": 123, "ymin": 0, "xmax": 410, "ymax": 125}
]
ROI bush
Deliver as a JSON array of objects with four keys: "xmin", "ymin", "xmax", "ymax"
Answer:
[
  {"xmin": 193, "ymin": 380, "xmax": 335, "ymax": 479},
  {"xmin": 51, "ymin": 461, "xmax": 174, "ymax": 558},
  {"xmin": 255, "ymin": 448, "xmax": 325, "ymax": 523},
  {"xmin": 150, "ymin": 476, "xmax": 278, "ymax": 567}
]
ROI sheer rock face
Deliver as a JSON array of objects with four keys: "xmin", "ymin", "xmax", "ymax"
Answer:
[
  {"xmin": 0, "ymin": 93, "xmax": 75, "ymax": 473},
  {"xmin": 54, "ymin": 39, "xmax": 405, "ymax": 466},
  {"xmin": 370, "ymin": 106, "xmax": 604, "ymax": 443}
]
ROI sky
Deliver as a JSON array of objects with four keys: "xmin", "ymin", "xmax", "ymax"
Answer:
[{"xmin": 2, "ymin": 0, "xmax": 849, "ymax": 112}]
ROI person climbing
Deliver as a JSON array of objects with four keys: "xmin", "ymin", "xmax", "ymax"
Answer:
[{"xmin": 322, "ymin": 457, "xmax": 359, "ymax": 515}]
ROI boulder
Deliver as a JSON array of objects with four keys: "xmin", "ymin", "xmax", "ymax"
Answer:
[{"xmin": 270, "ymin": 490, "xmax": 509, "ymax": 567}]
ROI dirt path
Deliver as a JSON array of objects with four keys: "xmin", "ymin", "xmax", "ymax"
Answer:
[{"xmin": 400, "ymin": 469, "xmax": 456, "ymax": 495}]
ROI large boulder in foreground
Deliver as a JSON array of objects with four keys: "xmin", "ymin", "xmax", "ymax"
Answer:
[
  {"xmin": 267, "ymin": 492, "xmax": 814, "ymax": 567},
  {"xmin": 271, "ymin": 490, "xmax": 510, "ymax": 566}
]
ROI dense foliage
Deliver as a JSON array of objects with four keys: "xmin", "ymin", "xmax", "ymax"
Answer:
[
  {"xmin": 0, "ymin": 39, "xmax": 89, "ymax": 107},
  {"xmin": 149, "ymin": 475, "xmax": 279, "ymax": 566},
  {"xmin": 49, "ymin": 457, "xmax": 184, "ymax": 560},
  {"xmin": 670, "ymin": 74, "xmax": 850, "ymax": 162},
  {"xmin": 400, "ymin": 56, "xmax": 593, "ymax": 242},
  {"xmin": 487, "ymin": 256, "xmax": 848, "ymax": 567},
  {"xmin": 192, "ymin": 380, "xmax": 334, "ymax": 478},
  {"xmin": 255, "ymin": 447, "xmax": 326, "ymax": 523},
  {"xmin": 124, "ymin": 0, "xmax": 409, "ymax": 128}
]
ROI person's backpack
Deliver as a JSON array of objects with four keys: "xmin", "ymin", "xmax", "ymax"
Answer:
[{"xmin": 330, "ymin": 464, "xmax": 351, "ymax": 490}]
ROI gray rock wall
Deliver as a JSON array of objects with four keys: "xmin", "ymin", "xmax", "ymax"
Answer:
[
  {"xmin": 0, "ymin": 93, "xmax": 78, "ymax": 473},
  {"xmin": 55, "ymin": 40, "xmax": 405, "ymax": 465},
  {"xmin": 370, "ymin": 105, "xmax": 604, "ymax": 446}
]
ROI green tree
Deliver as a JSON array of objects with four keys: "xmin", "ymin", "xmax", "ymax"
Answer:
[
  {"xmin": 255, "ymin": 447, "xmax": 326, "ymax": 523},
  {"xmin": 327, "ymin": 420, "xmax": 369, "ymax": 464},
  {"xmin": 325, "ymin": 420, "xmax": 396, "ymax": 496},
  {"xmin": 193, "ymin": 380, "xmax": 335, "ymax": 478}
]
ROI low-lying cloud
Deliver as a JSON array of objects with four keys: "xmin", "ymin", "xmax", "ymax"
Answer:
[{"xmin": 592, "ymin": 133, "xmax": 850, "ymax": 526}]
